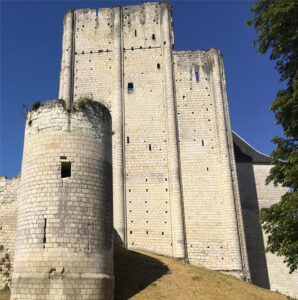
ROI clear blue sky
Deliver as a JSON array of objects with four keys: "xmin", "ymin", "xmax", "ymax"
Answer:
[{"xmin": 0, "ymin": 0, "xmax": 284, "ymax": 178}]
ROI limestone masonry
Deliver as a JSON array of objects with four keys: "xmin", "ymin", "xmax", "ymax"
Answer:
[
  {"xmin": 11, "ymin": 101, "xmax": 113, "ymax": 299},
  {"xmin": 0, "ymin": 2, "xmax": 297, "ymax": 299}
]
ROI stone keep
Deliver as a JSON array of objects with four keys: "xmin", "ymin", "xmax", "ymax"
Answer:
[
  {"xmin": 11, "ymin": 101, "xmax": 113, "ymax": 300},
  {"xmin": 58, "ymin": 2, "xmax": 249, "ymax": 278},
  {"xmin": 1, "ymin": 1, "xmax": 297, "ymax": 299}
]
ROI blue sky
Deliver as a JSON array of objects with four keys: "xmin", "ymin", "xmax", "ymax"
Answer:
[{"xmin": 0, "ymin": 0, "xmax": 284, "ymax": 178}]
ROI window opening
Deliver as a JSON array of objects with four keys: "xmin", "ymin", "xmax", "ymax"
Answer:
[
  {"xmin": 43, "ymin": 218, "xmax": 47, "ymax": 248},
  {"xmin": 61, "ymin": 162, "xmax": 71, "ymax": 178},
  {"xmin": 157, "ymin": 63, "xmax": 160, "ymax": 69},
  {"xmin": 135, "ymin": 30, "xmax": 137, "ymax": 37},
  {"xmin": 152, "ymin": 34, "xmax": 155, "ymax": 40},
  {"xmin": 127, "ymin": 136, "xmax": 130, "ymax": 144},
  {"xmin": 202, "ymin": 140, "xmax": 204, "ymax": 146},
  {"xmin": 128, "ymin": 82, "xmax": 134, "ymax": 92},
  {"xmin": 149, "ymin": 144, "xmax": 152, "ymax": 151},
  {"xmin": 195, "ymin": 71, "xmax": 199, "ymax": 82}
]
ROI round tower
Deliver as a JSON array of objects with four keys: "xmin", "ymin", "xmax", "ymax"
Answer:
[{"xmin": 11, "ymin": 100, "xmax": 113, "ymax": 299}]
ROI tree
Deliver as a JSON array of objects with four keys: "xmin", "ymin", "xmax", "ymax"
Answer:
[{"xmin": 247, "ymin": 0, "xmax": 298, "ymax": 273}]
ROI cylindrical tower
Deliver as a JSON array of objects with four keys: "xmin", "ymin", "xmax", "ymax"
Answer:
[{"xmin": 11, "ymin": 100, "xmax": 113, "ymax": 300}]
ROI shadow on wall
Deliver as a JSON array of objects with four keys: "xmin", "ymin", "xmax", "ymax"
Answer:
[
  {"xmin": 237, "ymin": 162, "xmax": 270, "ymax": 289},
  {"xmin": 114, "ymin": 247, "xmax": 169, "ymax": 300}
]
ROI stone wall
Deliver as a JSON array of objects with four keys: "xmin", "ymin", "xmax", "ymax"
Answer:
[
  {"xmin": 1, "ymin": 2, "xmax": 297, "ymax": 298},
  {"xmin": 0, "ymin": 176, "xmax": 20, "ymax": 288},
  {"xmin": 11, "ymin": 100, "xmax": 114, "ymax": 300},
  {"xmin": 237, "ymin": 162, "xmax": 298, "ymax": 298},
  {"xmin": 174, "ymin": 50, "xmax": 249, "ymax": 277},
  {"xmin": 58, "ymin": 2, "xmax": 247, "ymax": 275}
]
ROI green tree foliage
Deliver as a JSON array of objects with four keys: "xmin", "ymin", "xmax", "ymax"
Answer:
[{"xmin": 247, "ymin": 0, "xmax": 298, "ymax": 273}]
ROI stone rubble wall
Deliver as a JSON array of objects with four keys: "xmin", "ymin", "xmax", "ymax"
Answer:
[{"xmin": 0, "ymin": 176, "xmax": 20, "ymax": 289}]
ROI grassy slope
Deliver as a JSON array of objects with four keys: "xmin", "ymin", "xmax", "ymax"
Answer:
[
  {"xmin": 115, "ymin": 248, "xmax": 287, "ymax": 300},
  {"xmin": 0, "ymin": 290, "xmax": 9, "ymax": 300},
  {"xmin": 0, "ymin": 248, "xmax": 288, "ymax": 300}
]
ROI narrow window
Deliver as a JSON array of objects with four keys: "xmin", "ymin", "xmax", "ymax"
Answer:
[
  {"xmin": 130, "ymin": 230, "xmax": 133, "ymax": 234},
  {"xmin": 135, "ymin": 30, "xmax": 137, "ymax": 37},
  {"xmin": 152, "ymin": 34, "xmax": 155, "ymax": 40},
  {"xmin": 61, "ymin": 162, "xmax": 71, "ymax": 178},
  {"xmin": 127, "ymin": 136, "xmax": 130, "ymax": 144},
  {"xmin": 43, "ymin": 218, "xmax": 47, "ymax": 248},
  {"xmin": 157, "ymin": 63, "xmax": 160, "ymax": 69},
  {"xmin": 195, "ymin": 71, "xmax": 199, "ymax": 82},
  {"xmin": 149, "ymin": 144, "xmax": 152, "ymax": 151},
  {"xmin": 202, "ymin": 140, "xmax": 204, "ymax": 146},
  {"xmin": 128, "ymin": 82, "xmax": 134, "ymax": 92}
]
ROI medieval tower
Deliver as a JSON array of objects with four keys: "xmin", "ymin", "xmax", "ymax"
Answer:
[
  {"xmin": 11, "ymin": 101, "xmax": 113, "ymax": 299},
  {"xmin": 0, "ymin": 1, "xmax": 297, "ymax": 299},
  {"xmin": 58, "ymin": 2, "xmax": 249, "ymax": 278}
]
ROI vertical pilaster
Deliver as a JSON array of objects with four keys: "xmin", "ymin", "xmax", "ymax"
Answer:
[
  {"xmin": 112, "ymin": 6, "xmax": 126, "ymax": 247},
  {"xmin": 60, "ymin": 10, "xmax": 74, "ymax": 109},
  {"xmin": 211, "ymin": 48, "xmax": 249, "ymax": 278},
  {"xmin": 217, "ymin": 52, "xmax": 251, "ymax": 280},
  {"xmin": 160, "ymin": 3, "xmax": 186, "ymax": 259}
]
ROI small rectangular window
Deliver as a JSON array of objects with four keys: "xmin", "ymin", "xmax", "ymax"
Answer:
[
  {"xmin": 195, "ymin": 71, "xmax": 199, "ymax": 82},
  {"xmin": 135, "ymin": 30, "xmax": 137, "ymax": 37},
  {"xmin": 128, "ymin": 82, "xmax": 134, "ymax": 92},
  {"xmin": 61, "ymin": 162, "xmax": 71, "ymax": 178},
  {"xmin": 149, "ymin": 144, "xmax": 151, "ymax": 151},
  {"xmin": 157, "ymin": 63, "xmax": 160, "ymax": 69},
  {"xmin": 152, "ymin": 34, "xmax": 155, "ymax": 40},
  {"xmin": 127, "ymin": 136, "xmax": 130, "ymax": 144},
  {"xmin": 43, "ymin": 218, "xmax": 47, "ymax": 248}
]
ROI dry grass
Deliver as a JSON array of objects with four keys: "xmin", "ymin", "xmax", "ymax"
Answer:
[
  {"xmin": 0, "ymin": 289, "xmax": 10, "ymax": 300},
  {"xmin": 0, "ymin": 248, "xmax": 288, "ymax": 300},
  {"xmin": 115, "ymin": 248, "xmax": 287, "ymax": 300}
]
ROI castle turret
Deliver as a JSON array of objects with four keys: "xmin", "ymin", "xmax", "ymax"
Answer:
[{"xmin": 11, "ymin": 100, "xmax": 114, "ymax": 299}]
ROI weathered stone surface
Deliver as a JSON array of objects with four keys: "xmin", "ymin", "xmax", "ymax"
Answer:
[
  {"xmin": 0, "ymin": 2, "xmax": 297, "ymax": 299},
  {"xmin": 10, "ymin": 101, "xmax": 113, "ymax": 299}
]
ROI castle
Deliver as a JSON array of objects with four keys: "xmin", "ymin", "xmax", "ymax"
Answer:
[{"xmin": 0, "ymin": 2, "xmax": 297, "ymax": 299}]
